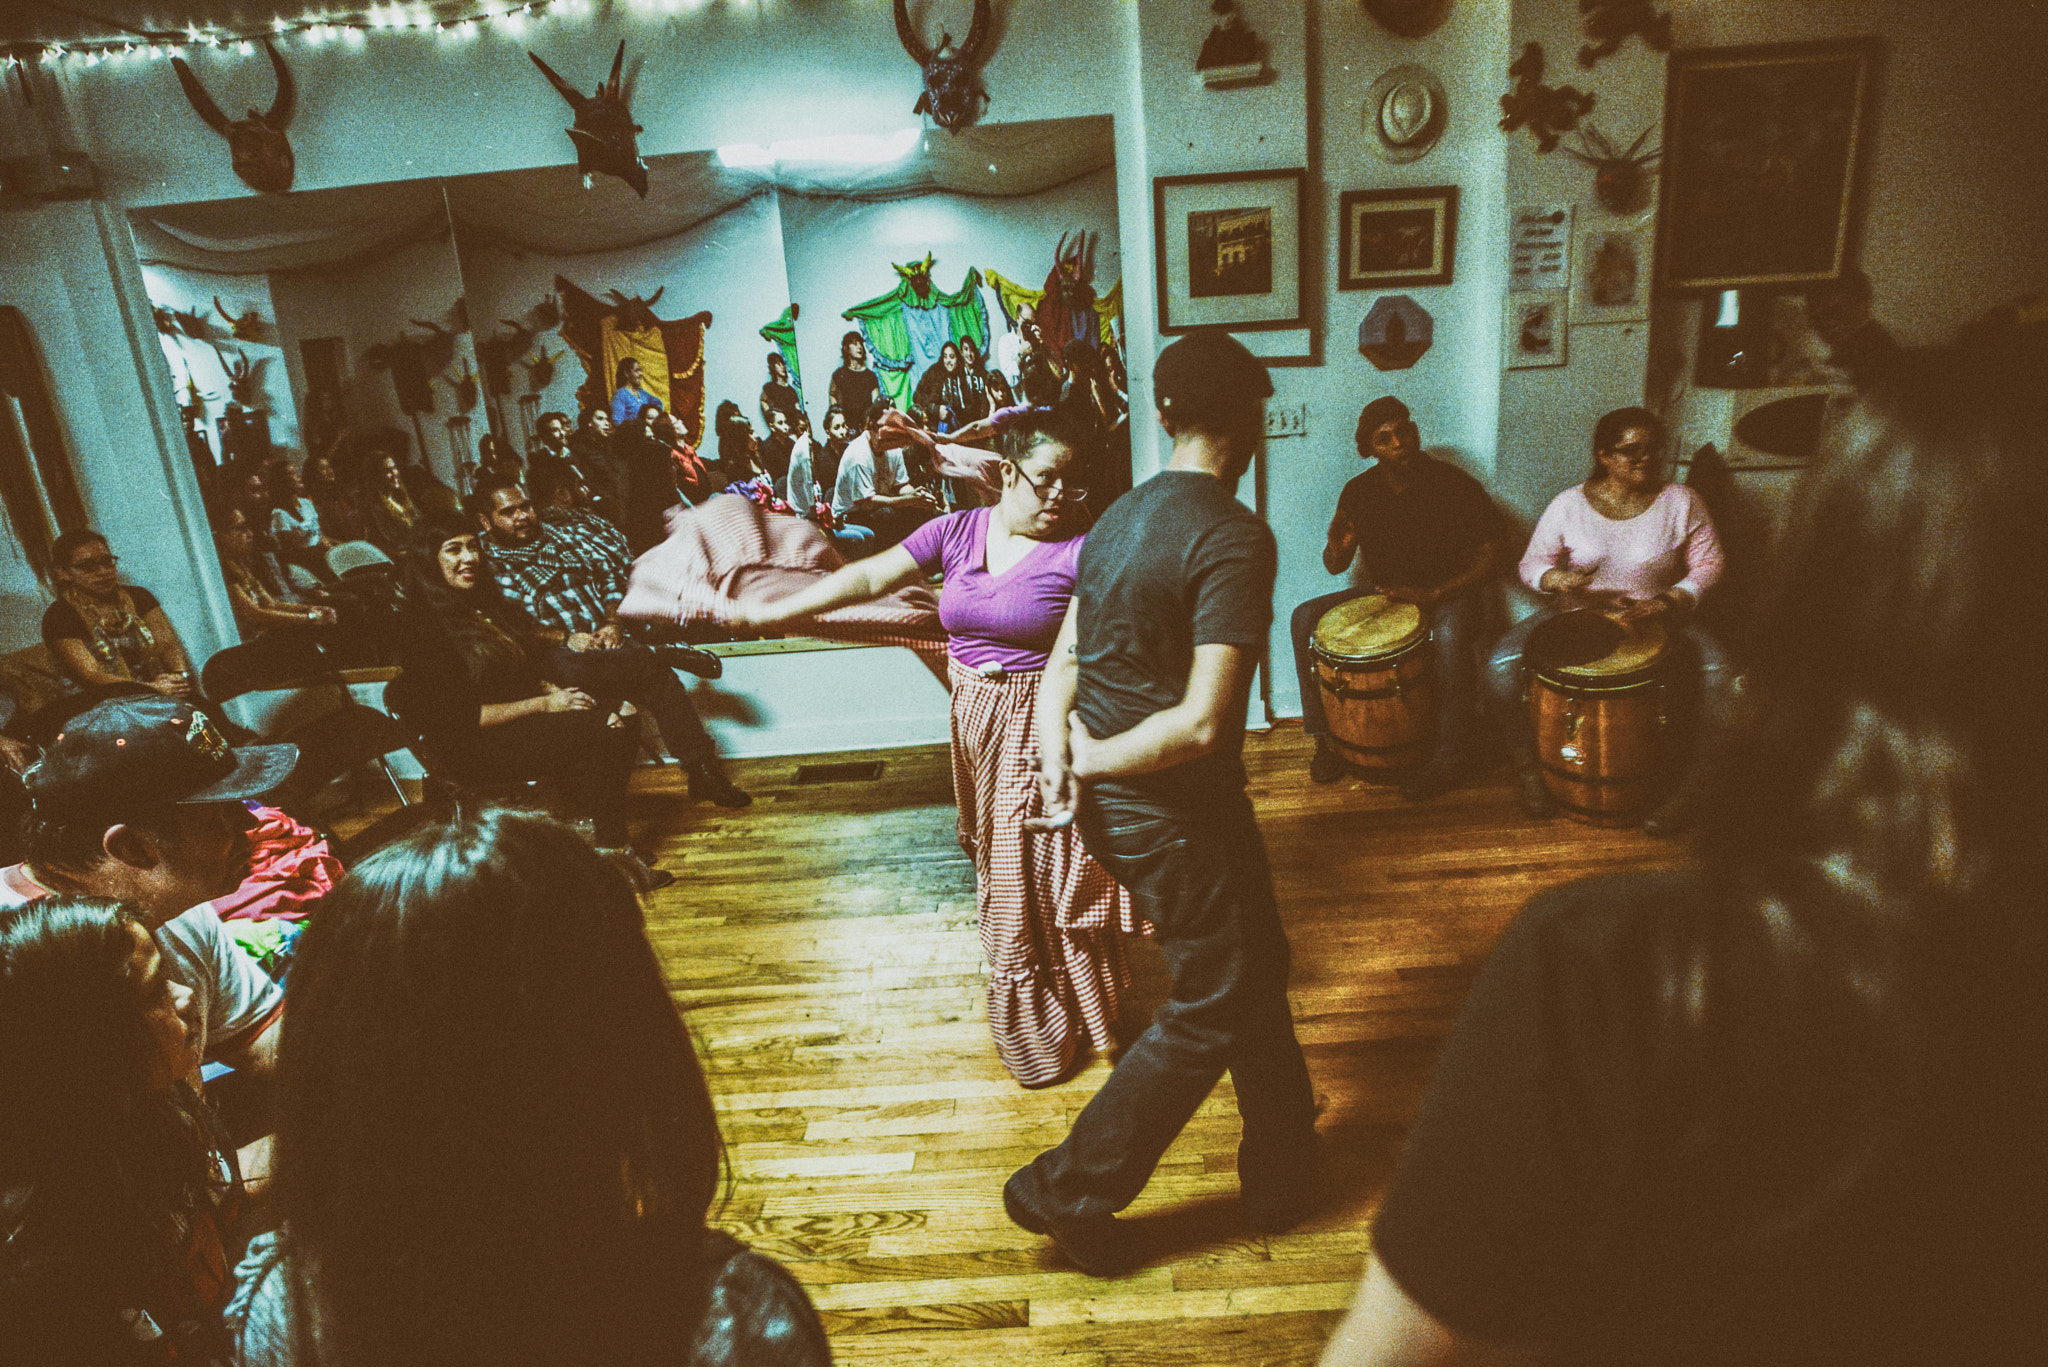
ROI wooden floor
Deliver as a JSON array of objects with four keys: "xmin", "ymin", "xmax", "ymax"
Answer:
[{"xmin": 612, "ymin": 723, "xmax": 1678, "ymax": 1366}]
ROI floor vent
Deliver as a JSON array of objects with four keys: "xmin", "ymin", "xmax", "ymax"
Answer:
[{"xmin": 794, "ymin": 760, "xmax": 887, "ymax": 784}]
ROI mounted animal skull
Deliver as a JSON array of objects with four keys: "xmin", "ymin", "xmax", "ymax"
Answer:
[
  {"xmin": 894, "ymin": 0, "xmax": 993, "ymax": 132},
  {"xmin": 529, "ymin": 42, "xmax": 648, "ymax": 198},
  {"xmin": 604, "ymin": 287, "xmax": 667, "ymax": 333},
  {"xmin": 171, "ymin": 41, "xmax": 296, "ymax": 194}
]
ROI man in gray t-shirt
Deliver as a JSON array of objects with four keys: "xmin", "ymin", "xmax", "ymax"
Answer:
[{"xmin": 1005, "ymin": 332, "xmax": 1318, "ymax": 1276}]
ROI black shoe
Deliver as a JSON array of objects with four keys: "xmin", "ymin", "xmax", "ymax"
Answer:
[
  {"xmin": 687, "ymin": 763, "xmax": 753, "ymax": 809},
  {"xmin": 1003, "ymin": 1172, "xmax": 1150, "ymax": 1278},
  {"xmin": 1309, "ymin": 740, "xmax": 1347, "ymax": 785},
  {"xmin": 1398, "ymin": 761, "xmax": 1463, "ymax": 804},
  {"xmin": 1515, "ymin": 764, "xmax": 1557, "ymax": 818},
  {"xmin": 656, "ymin": 645, "xmax": 723, "ymax": 680},
  {"xmin": 1240, "ymin": 1136, "xmax": 1321, "ymax": 1233}
]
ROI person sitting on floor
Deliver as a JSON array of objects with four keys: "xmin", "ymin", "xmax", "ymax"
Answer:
[
  {"xmin": 229, "ymin": 807, "xmax": 830, "ymax": 1367},
  {"xmin": 0, "ymin": 897, "xmax": 250, "ymax": 1365},
  {"xmin": 1290, "ymin": 397, "xmax": 1507, "ymax": 799},
  {"xmin": 471, "ymin": 481, "xmax": 750, "ymax": 808}
]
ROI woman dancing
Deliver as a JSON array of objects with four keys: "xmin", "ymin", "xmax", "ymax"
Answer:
[{"xmin": 737, "ymin": 412, "xmax": 1143, "ymax": 1086}]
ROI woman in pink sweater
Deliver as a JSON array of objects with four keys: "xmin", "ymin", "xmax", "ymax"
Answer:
[{"xmin": 1485, "ymin": 407, "xmax": 1733, "ymax": 833}]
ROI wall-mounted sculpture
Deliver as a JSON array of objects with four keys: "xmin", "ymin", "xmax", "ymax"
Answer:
[
  {"xmin": 1576, "ymin": 0, "xmax": 1672, "ymax": 69},
  {"xmin": 528, "ymin": 42, "xmax": 649, "ymax": 197},
  {"xmin": 170, "ymin": 41, "xmax": 297, "ymax": 194},
  {"xmin": 1565, "ymin": 123, "xmax": 1660, "ymax": 215},
  {"xmin": 1499, "ymin": 43, "xmax": 1595, "ymax": 154},
  {"xmin": 895, "ymin": 0, "xmax": 993, "ymax": 132}
]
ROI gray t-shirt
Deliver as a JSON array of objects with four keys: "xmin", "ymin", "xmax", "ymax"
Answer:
[{"xmin": 1071, "ymin": 469, "xmax": 1276, "ymax": 803}]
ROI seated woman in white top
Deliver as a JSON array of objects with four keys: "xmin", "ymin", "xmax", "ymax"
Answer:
[{"xmin": 1483, "ymin": 407, "xmax": 1732, "ymax": 833}]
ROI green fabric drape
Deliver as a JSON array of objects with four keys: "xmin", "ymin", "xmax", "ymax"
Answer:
[
  {"xmin": 759, "ymin": 304, "xmax": 804, "ymax": 405},
  {"xmin": 842, "ymin": 264, "xmax": 989, "ymax": 411}
]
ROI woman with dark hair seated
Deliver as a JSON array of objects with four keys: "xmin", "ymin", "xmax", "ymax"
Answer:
[
  {"xmin": 1320, "ymin": 328, "xmax": 2048, "ymax": 1365},
  {"xmin": 231, "ymin": 807, "xmax": 830, "ymax": 1367},
  {"xmin": 0, "ymin": 898, "xmax": 246, "ymax": 1364},
  {"xmin": 216, "ymin": 507, "xmax": 342, "ymax": 639},
  {"xmin": 42, "ymin": 528, "xmax": 200, "ymax": 705},
  {"xmin": 394, "ymin": 510, "xmax": 667, "ymax": 888}
]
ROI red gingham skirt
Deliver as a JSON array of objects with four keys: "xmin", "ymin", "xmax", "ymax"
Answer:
[{"xmin": 949, "ymin": 659, "xmax": 1148, "ymax": 1088}]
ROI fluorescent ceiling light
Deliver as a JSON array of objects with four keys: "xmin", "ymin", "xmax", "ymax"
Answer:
[{"xmin": 717, "ymin": 128, "xmax": 921, "ymax": 169}]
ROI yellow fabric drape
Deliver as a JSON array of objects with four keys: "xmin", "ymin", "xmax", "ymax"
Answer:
[{"xmin": 600, "ymin": 320, "xmax": 672, "ymax": 412}]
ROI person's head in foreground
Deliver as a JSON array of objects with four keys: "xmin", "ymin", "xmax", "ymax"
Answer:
[
  {"xmin": 1151, "ymin": 328, "xmax": 1273, "ymax": 480},
  {"xmin": 0, "ymin": 897, "xmax": 239, "ymax": 1363},
  {"xmin": 1323, "ymin": 323, "xmax": 2048, "ymax": 1365},
  {"xmin": 265, "ymin": 807, "xmax": 776, "ymax": 1367},
  {"xmin": 19, "ymin": 694, "xmax": 292, "ymax": 922}
]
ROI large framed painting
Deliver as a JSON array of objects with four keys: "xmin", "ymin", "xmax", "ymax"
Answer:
[
  {"xmin": 1337, "ymin": 185, "xmax": 1457, "ymax": 290},
  {"xmin": 1153, "ymin": 169, "xmax": 1308, "ymax": 333},
  {"xmin": 1657, "ymin": 39, "xmax": 1882, "ymax": 291}
]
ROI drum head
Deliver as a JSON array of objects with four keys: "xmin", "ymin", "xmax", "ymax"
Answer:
[
  {"xmin": 1533, "ymin": 610, "xmax": 1666, "ymax": 683},
  {"xmin": 1313, "ymin": 594, "xmax": 1425, "ymax": 662}
]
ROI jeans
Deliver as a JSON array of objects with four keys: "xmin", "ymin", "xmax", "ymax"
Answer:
[
  {"xmin": 1011, "ymin": 785, "xmax": 1317, "ymax": 1221},
  {"xmin": 544, "ymin": 643, "xmax": 714, "ymax": 767},
  {"xmin": 1288, "ymin": 588, "xmax": 1483, "ymax": 769},
  {"xmin": 1482, "ymin": 606, "xmax": 1737, "ymax": 779}
]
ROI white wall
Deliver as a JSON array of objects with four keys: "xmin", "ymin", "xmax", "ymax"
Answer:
[{"xmin": 138, "ymin": 262, "xmax": 303, "ymax": 460}]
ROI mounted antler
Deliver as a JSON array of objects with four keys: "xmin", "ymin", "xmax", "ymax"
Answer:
[
  {"xmin": 604, "ymin": 287, "xmax": 667, "ymax": 333},
  {"xmin": 172, "ymin": 40, "xmax": 296, "ymax": 193},
  {"xmin": 894, "ymin": 0, "xmax": 994, "ymax": 132},
  {"xmin": 529, "ymin": 42, "xmax": 649, "ymax": 197}
]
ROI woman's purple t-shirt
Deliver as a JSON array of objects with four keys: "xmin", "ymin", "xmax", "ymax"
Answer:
[{"xmin": 900, "ymin": 507, "xmax": 1083, "ymax": 673}]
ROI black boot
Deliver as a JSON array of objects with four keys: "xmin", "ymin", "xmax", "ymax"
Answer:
[
  {"xmin": 656, "ymin": 645, "xmax": 723, "ymax": 680},
  {"xmin": 687, "ymin": 761, "xmax": 752, "ymax": 809},
  {"xmin": 1308, "ymin": 738, "xmax": 1347, "ymax": 784}
]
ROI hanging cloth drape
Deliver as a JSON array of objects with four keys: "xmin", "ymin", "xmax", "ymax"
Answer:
[{"xmin": 842, "ymin": 261, "xmax": 989, "ymax": 412}]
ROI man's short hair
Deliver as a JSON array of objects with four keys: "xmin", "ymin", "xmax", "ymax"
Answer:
[
  {"xmin": 537, "ymin": 410, "xmax": 570, "ymax": 430},
  {"xmin": 1356, "ymin": 396, "xmax": 1412, "ymax": 446},
  {"xmin": 467, "ymin": 477, "xmax": 525, "ymax": 522},
  {"xmin": 1153, "ymin": 330, "xmax": 1273, "ymax": 436},
  {"xmin": 864, "ymin": 399, "xmax": 895, "ymax": 431}
]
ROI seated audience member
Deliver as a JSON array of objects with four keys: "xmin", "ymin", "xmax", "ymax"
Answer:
[
  {"xmin": 230, "ymin": 807, "xmax": 831, "ymax": 1367},
  {"xmin": 1290, "ymin": 398, "xmax": 1506, "ymax": 798},
  {"xmin": 1484, "ymin": 407, "xmax": 1729, "ymax": 833},
  {"xmin": 760, "ymin": 405, "xmax": 800, "ymax": 487},
  {"xmin": 1, "ymin": 695, "xmax": 290, "ymax": 1095},
  {"xmin": 914, "ymin": 341, "xmax": 974, "ymax": 433},
  {"xmin": 266, "ymin": 456, "xmax": 337, "ymax": 590},
  {"xmin": 42, "ymin": 529, "xmax": 200, "ymax": 706},
  {"xmin": 610, "ymin": 356, "xmax": 659, "ymax": 429},
  {"xmin": 957, "ymin": 335, "xmax": 994, "ymax": 426},
  {"xmin": 655, "ymin": 408, "xmax": 720, "ymax": 507},
  {"xmin": 829, "ymin": 330, "xmax": 883, "ymax": 427},
  {"xmin": 371, "ymin": 431, "xmax": 461, "ymax": 519},
  {"xmin": 616, "ymin": 398, "xmax": 689, "ymax": 554},
  {"xmin": 469, "ymin": 489, "xmax": 750, "ymax": 808},
  {"xmin": 217, "ymin": 507, "xmax": 342, "ymax": 639},
  {"xmin": 760, "ymin": 349, "xmax": 803, "ymax": 432},
  {"xmin": 1319, "ymin": 332, "xmax": 2048, "ymax": 1367},
  {"xmin": 0, "ymin": 898, "xmax": 248, "ymax": 1364},
  {"xmin": 359, "ymin": 450, "xmax": 424, "ymax": 555},
  {"xmin": 530, "ymin": 408, "xmax": 622, "ymax": 528},
  {"xmin": 476, "ymin": 432, "xmax": 524, "ymax": 489},
  {"xmin": 834, "ymin": 399, "xmax": 943, "ymax": 549},
  {"xmin": 786, "ymin": 405, "xmax": 876, "ymax": 557},
  {"xmin": 302, "ymin": 451, "xmax": 368, "ymax": 546},
  {"xmin": 984, "ymin": 369, "xmax": 1017, "ymax": 413},
  {"xmin": 226, "ymin": 463, "xmax": 301, "ymax": 597}
]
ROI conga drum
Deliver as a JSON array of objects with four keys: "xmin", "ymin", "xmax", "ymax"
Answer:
[
  {"xmin": 1310, "ymin": 594, "xmax": 1434, "ymax": 777},
  {"xmin": 1526, "ymin": 611, "xmax": 1668, "ymax": 826}
]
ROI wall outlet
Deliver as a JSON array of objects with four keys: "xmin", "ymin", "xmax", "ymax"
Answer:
[{"xmin": 1264, "ymin": 402, "xmax": 1308, "ymax": 438}]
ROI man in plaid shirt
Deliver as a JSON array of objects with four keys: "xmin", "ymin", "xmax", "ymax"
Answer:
[{"xmin": 475, "ymin": 478, "xmax": 751, "ymax": 808}]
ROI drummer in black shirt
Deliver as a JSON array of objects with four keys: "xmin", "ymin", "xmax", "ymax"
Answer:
[{"xmin": 1289, "ymin": 397, "xmax": 1505, "ymax": 798}]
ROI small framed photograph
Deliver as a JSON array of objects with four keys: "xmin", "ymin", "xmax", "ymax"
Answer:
[
  {"xmin": 1504, "ymin": 290, "xmax": 1568, "ymax": 368},
  {"xmin": 1658, "ymin": 39, "xmax": 1882, "ymax": 291},
  {"xmin": 1153, "ymin": 168, "xmax": 1308, "ymax": 333},
  {"xmin": 1569, "ymin": 223, "xmax": 1652, "ymax": 324},
  {"xmin": 1338, "ymin": 185, "xmax": 1458, "ymax": 290}
]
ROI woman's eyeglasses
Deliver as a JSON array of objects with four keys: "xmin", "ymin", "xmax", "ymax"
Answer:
[
  {"xmin": 70, "ymin": 555, "xmax": 118, "ymax": 572},
  {"xmin": 1015, "ymin": 466, "xmax": 1086, "ymax": 503}
]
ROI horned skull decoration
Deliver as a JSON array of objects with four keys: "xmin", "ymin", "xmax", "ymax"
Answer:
[
  {"xmin": 528, "ymin": 42, "xmax": 649, "ymax": 197},
  {"xmin": 171, "ymin": 40, "xmax": 297, "ymax": 194},
  {"xmin": 894, "ymin": 0, "xmax": 994, "ymax": 132}
]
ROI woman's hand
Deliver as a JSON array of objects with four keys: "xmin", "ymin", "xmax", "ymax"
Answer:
[
  {"xmin": 147, "ymin": 672, "xmax": 197, "ymax": 700},
  {"xmin": 1541, "ymin": 565, "xmax": 1597, "ymax": 596},
  {"xmin": 306, "ymin": 605, "xmax": 340, "ymax": 627},
  {"xmin": 543, "ymin": 686, "xmax": 597, "ymax": 713}
]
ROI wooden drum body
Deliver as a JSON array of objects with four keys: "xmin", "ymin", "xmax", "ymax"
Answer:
[
  {"xmin": 1528, "ymin": 617, "xmax": 1669, "ymax": 826},
  {"xmin": 1311, "ymin": 595, "xmax": 1435, "ymax": 777}
]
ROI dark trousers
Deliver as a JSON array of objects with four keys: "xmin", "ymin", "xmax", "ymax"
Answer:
[
  {"xmin": 1288, "ymin": 588, "xmax": 1483, "ymax": 769},
  {"xmin": 1012, "ymin": 784, "xmax": 1317, "ymax": 1221},
  {"xmin": 482, "ymin": 710, "xmax": 637, "ymax": 845},
  {"xmin": 544, "ymin": 644, "xmax": 713, "ymax": 767}
]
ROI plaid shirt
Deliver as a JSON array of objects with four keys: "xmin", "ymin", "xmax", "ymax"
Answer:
[{"xmin": 487, "ymin": 512, "xmax": 632, "ymax": 635}]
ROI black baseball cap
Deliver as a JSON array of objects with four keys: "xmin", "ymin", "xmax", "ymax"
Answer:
[
  {"xmin": 1153, "ymin": 330, "xmax": 1274, "ymax": 421},
  {"xmin": 25, "ymin": 695, "xmax": 297, "ymax": 825}
]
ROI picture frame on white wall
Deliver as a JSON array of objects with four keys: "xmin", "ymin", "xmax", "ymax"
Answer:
[
  {"xmin": 1504, "ymin": 290, "xmax": 1568, "ymax": 368},
  {"xmin": 1152, "ymin": 168, "xmax": 1308, "ymax": 334},
  {"xmin": 1569, "ymin": 223, "xmax": 1652, "ymax": 324},
  {"xmin": 1337, "ymin": 186, "xmax": 1458, "ymax": 290}
]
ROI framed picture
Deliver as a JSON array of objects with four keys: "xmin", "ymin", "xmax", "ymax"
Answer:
[
  {"xmin": 1153, "ymin": 169, "xmax": 1307, "ymax": 333},
  {"xmin": 1504, "ymin": 290, "xmax": 1568, "ymax": 369},
  {"xmin": 1339, "ymin": 186, "xmax": 1457, "ymax": 290},
  {"xmin": 1569, "ymin": 223, "xmax": 1651, "ymax": 324},
  {"xmin": 1658, "ymin": 39, "xmax": 1882, "ymax": 291}
]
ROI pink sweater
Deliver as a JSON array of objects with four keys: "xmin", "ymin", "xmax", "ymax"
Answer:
[{"xmin": 1518, "ymin": 483, "xmax": 1723, "ymax": 602}]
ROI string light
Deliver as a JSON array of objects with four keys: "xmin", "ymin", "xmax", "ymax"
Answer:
[{"xmin": 6, "ymin": 0, "xmax": 571, "ymax": 68}]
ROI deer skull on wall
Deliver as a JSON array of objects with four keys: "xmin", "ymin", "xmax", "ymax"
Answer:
[
  {"xmin": 171, "ymin": 40, "xmax": 296, "ymax": 194},
  {"xmin": 894, "ymin": 0, "xmax": 993, "ymax": 132},
  {"xmin": 529, "ymin": 42, "xmax": 649, "ymax": 197}
]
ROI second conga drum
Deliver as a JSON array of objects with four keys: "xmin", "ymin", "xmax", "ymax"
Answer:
[
  {"xmin": 1527, "ymin": 612, "xmax": 1669, "ymax": 826},
  {"xmin": 1310, "ymin": 594, "xmax": 1434, "ymax": 777}
]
